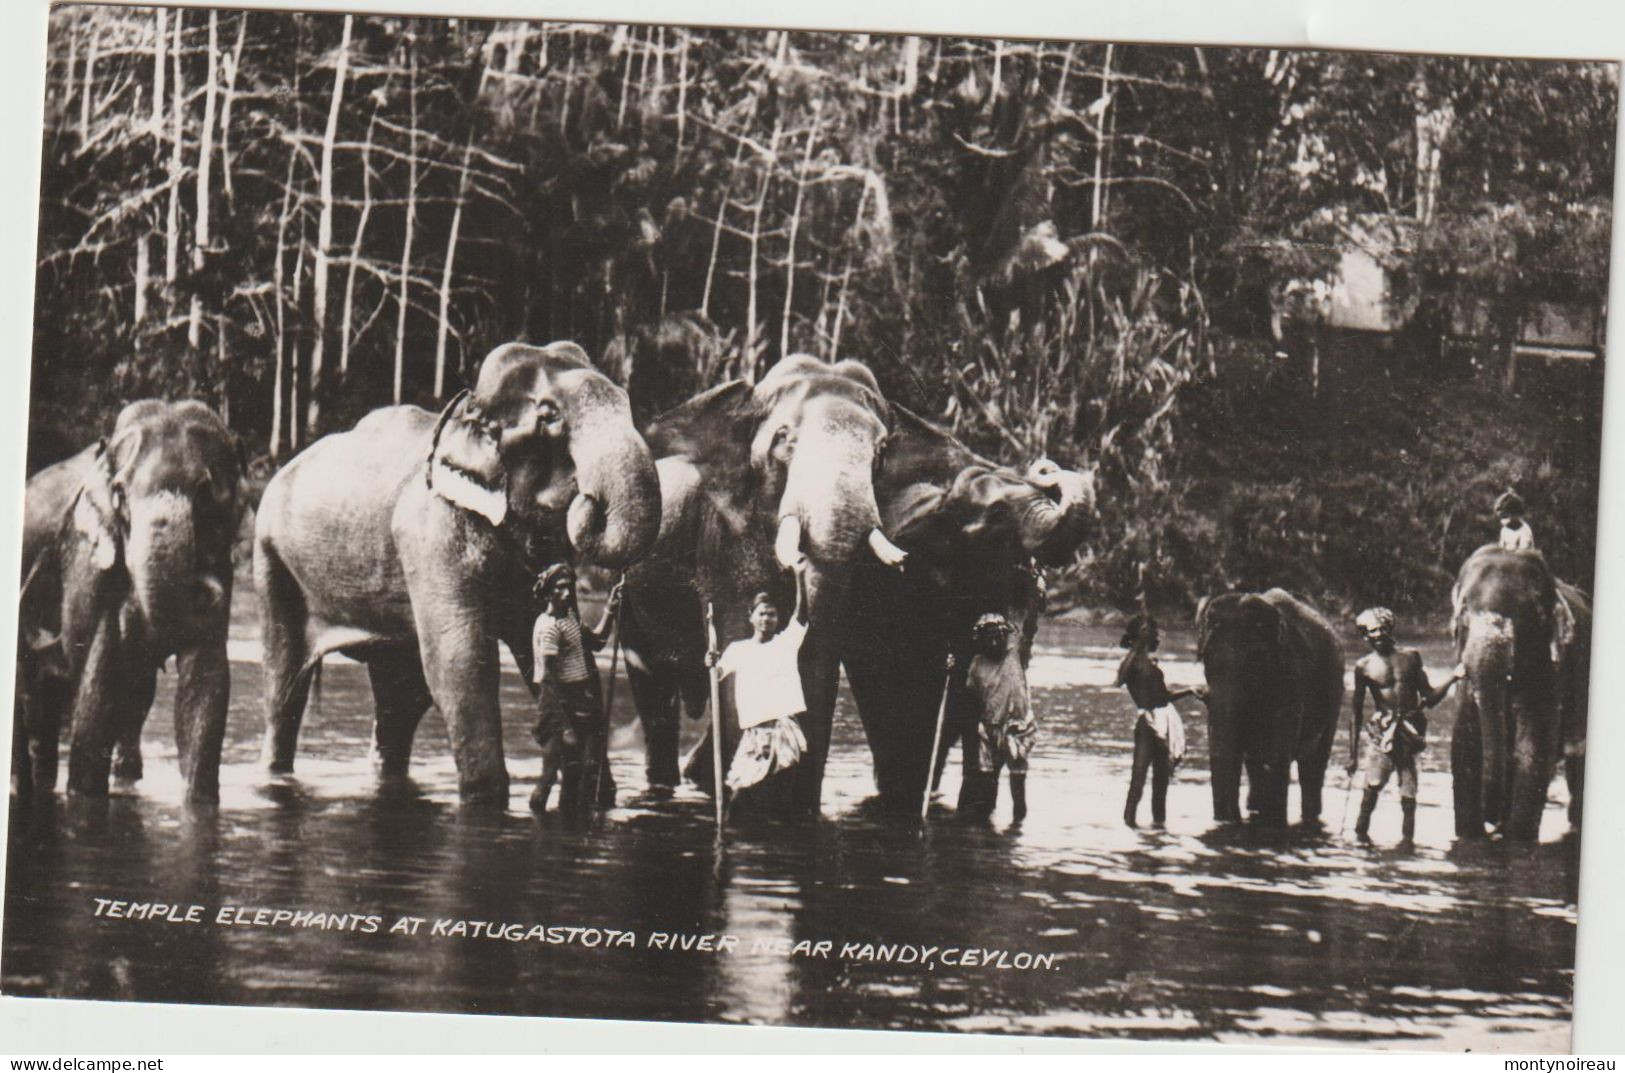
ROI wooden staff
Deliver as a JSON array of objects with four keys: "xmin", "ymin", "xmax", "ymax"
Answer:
[
  {"xmin": 593, "ymin": 592, "xmax": 623, "ymax": 810},
  {"xmin": 705, "ymin": 601, "xmax": 726, "ymax": 834},
  {"xmin": 921, "ymin": 663, "xmax": 953, "ymax": 823}
]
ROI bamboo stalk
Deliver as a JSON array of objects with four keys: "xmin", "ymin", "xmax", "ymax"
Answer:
[
  {"xmin": 700, "ymin": 133, "xmax": 746, "ymax": 319},
  {"xmin": 218, "ymin": 13, "xmax": 247, "ymax": 200},
  {"xmin": 164, "ymin": 10, "xmax": 182, "ymax": 288}
]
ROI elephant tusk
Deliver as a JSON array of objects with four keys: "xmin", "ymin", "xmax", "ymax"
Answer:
[
  {"xmin": 868, "ymin": 528, "xmax": 909, "ymax": 570},
  {"xmin": 775, "ymin": 514, "xmax": 805, "ymax": 570}
]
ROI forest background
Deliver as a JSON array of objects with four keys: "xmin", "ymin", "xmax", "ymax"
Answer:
[{"xmin": 26, "ymin": 5, "xmax": 1618, "ymax": 616}]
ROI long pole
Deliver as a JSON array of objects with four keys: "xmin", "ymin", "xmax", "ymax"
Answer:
[
  {"xmin": 594, "ymin": 616, "xmax": 622, "ymax": 810},
  {"xmin": 705, "ymin": 602, "xmax": 725, "ymax": 834},
  {"xmin": 921, "ymin": 668, "xmax": 953, "ymax": 823}
]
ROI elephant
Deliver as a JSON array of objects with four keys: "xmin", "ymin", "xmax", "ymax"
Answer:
[
  {"xmin": 1450, "ymin": 545, "xmax": 1591, "ymax": 841},
  {"xmin": 618, "ymin": 354, "xmax": 909, "ymax": 812},
  {"xmin": 1195, "ymin": 589, "xmax": 1344, "ymax": 825},
  {"xmin": 253, "ymin": 341, "xmax": 661, "ymax": 804},
  {"xmin": 600, "ymin": 311, "xmax": 726, "ymax": 428},
  {"xmin": 838, "ymin": 407, "xmax": 1095, "ymax": 816},
  {"xmin": 14, "ymin": 400, "xmax": 242, "ymax": 802}
]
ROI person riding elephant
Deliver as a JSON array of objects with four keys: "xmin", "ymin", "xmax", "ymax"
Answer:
[
  {"xmin": 1195, "ymin": 589, "xmax": 1344, "ymax": 826},
  {"xmin": 617, "ymin": 354, "xmax": 911, "ymax": 813},
  {"xmin": 838, "ymin": 407, "xmax": 1095, "ymax": 817},
  {"xmin": 14, "ymin": 400, "xmax": 242, "ymax": 802},
  {"xmin": 254, "ymin": 341, "xmax": 661, "ymax": 804},
  {"xmin": 1450, "ymin": 545, "xmax": 1591, "ymax": 840}
]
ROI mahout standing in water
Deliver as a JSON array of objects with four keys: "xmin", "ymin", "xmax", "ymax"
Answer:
[
  {"xmin": 531, "ymin": 564, "xmax": 622, "ymax": 814},
  {"xmin": 1115, "ymin": 613, "xmax": 1208, "ymax": 827},
  {"xmin": 1348, "ymin": 606, "xmax": 1464, "ymax": 845}
]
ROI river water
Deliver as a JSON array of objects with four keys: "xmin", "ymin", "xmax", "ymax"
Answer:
[{"xmin": 2, "ymin": 601, "xmax": 1578, "ymax": 1051}]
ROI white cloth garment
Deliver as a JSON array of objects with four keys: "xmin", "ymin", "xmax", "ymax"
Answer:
[
  {"xmin": 1144, "ymin": 705, "xmax": 1187, "ymax": 766},
  {"xmin": 1499, "ymin": 522, "xmax": 1536, "ymax": 551},
  {"xmin": 716, "ymin": 618, "xmax": 808, "ymax": 729}
]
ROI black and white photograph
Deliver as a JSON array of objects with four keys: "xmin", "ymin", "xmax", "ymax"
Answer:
[{"xmin": 1, "ymin": 0, "xmax": 1619, "ymax": 1052}]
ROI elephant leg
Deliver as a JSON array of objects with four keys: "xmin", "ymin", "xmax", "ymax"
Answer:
[
  {"xmin": 1297, "ymin": 753, "xmax": 1329, "ymax": 826},
  {"xmin": 790, "ymin": 650, "xmax": 841, "ymax": 817},
  {"xmin": 29, "ymin": 674, "xmax": 70, "ymax": 795},
  {"xmin": 112, "ymin": 669, "xmax": 158, "ymax": 783},
  {"xmin": 1210, "ymin": 740, "xmax": 1243, "ymax": 824},
  {"xmin": 627, "ymin": 663, "xmax": 681, "ymax": 789},
  {"xmin": 12, "ymin": 667, "xmax": 35, "ymax": 797},
  {"xmin": 1564, "ymin": 742, "xmax": 1585, "ymax": 831},
  {"xmin": 1243, "ymin": 752, "xmax": 1269, "ymax": 820},
  {"xmin": 258, "ymin": 543, "xmax": 312, "ymax": 774},
  {"xmin": 416, "ymin": 610, "xmax": 508, "ymax": 804},
  {"xmin": 66, "ymin": 611, "xmax": 122, "ymax": 796},
  {"xmin": 1507, "ymin": 700, "xmax": 1555, "ymax": 842},
  {"xmin": 1452, "ymin": 699, "xmax": 1485, "ymax": 838},
  {"xmin": 175, "ymin": 637, "xmax": 230, "ymax": 803},
  {"xmin": 367, "ymin": 652, "xmax": 433, "ymax": 779}
]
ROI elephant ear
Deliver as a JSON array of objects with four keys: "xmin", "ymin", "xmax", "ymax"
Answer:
[
  {"xmin": 428, "ymin": 389, "xmax": 508, "ymax": 526},
  {"xmin": 73, "ymin": 440, "xmax": 121, "ymax": 571}
]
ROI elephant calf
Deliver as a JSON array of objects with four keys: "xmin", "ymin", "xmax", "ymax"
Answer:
[
  {"xmin": 1196, "ymin": 590, "xmax": 1344, "ymax": 825},
  {"xmin": 15, "ymin": 400, "xmax": 241, "ymax": 802}
]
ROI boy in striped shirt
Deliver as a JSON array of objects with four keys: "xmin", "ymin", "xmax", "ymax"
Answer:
[{"xmin": 531, "ymin": 563, "xmax": 621, "ymax": 814}]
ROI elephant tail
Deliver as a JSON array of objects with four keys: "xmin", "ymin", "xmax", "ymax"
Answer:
[{"xmin": 271, "ymin": 652, "xmax": 327, "ymax": 727}]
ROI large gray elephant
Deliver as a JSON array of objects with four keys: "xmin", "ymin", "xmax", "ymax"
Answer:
[
  {"xmin": 618, "ymin": 355, "xmax": 909, "ymax": 811},
  {"xmin": 840, "ymin": 407, "xmax": 1095, "ymax": 816},
  {"xmin": 14, "ymin": 400, "xmax": 241, "ymax": 802},
  {"xmin": 1450, "ymin": 546, "xmax": 1591, "ymax": 841},
  {"xmin": 1196, "ymin": 590, "xmax": 1344, "ymax": 825},
  {"xmin": 254, "ymin": 342, "xmax": 661, "ymax": 804}
]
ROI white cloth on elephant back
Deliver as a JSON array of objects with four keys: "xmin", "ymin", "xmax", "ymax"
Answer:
[
  {"xmin": 1139, "ymin": 706, "xmax": 1186, "ymax": 766},
  {"xmin": 716, "ymin": 617, "xmax": 808, "ymax": 729}
]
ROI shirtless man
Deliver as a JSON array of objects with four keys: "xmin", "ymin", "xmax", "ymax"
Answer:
[{"xmin": 1347, "ymin": 607, "xmax": 1464, "ymax": 844}]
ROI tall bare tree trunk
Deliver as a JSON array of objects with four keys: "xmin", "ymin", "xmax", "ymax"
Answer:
[
  {"xmin": 780, "ymin": 106, "xmax": 823, "ymax": 360},
  {"xmin": 745, "ymin": 122, "xmax": 782, "ymax": 379},
  {"xmin": 1091, "ymin": 44, "xmax": 1114, "ymax": 230},
  {"xmin": 219, "ymin": 13, "xmax": 247, "ymax": 201},
  {"xmin": 435, "ymin": 137, "xmax": 475, "ymax": 398},
  {"xmin": 190, "ymin": 10, "xmax": 218, "ymax": 354},
  {"xmin": 308, "ymin": 13, "xmax": 352, "ymax": 436},
  {"xmin": 676, "ymin": 30, "xmax": 689, "ymax": 148},
  {"xmin": 700, "ymin": 134, "xmax": 746, "ymax": 317},
  {"xmin": 79, "ymin": 30, "xmax": 97, "ymax": 144},
  {"xmin": 394, "ymin": 38, "xmax": 417, "ymax": 405},
  {"xmin": 291, "ymin": 238, "xmax": 305, "ymax": 453},
  {"xmin": 341, "ymin": 112, "xmax": 376, "ymax": 376},
  {"xmin": 165, "ymin": 11, "xmax": 183, "ymax": 293},
  {"xmin": 134, "ymin": 234, "xmax": 149, "ymax": 326},
  {"xmin": 151, "ymin": 9, "xmax": 165, "ymax": 134},
  {"xmin": 271, "ymin": 155, "xmax": 296, "ymax": 459}
]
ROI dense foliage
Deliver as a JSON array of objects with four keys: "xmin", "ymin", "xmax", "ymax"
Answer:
[{"xmin": 29, "ymin": 7, "xmax": 1616, "ymax": 615}]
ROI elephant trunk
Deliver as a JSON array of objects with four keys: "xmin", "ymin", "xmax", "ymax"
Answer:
[
  {"xmin": 125, "ymin": 491, "xmax": 220, "ymax": 643},
  {"xmin": 564, "ymin": 389, "xmax": 661, "ymax": 569},
  {"xmin": 780, "ymin": 425, "xmax": 887, "ymax": 567},
  {"xmin": 1020, "ymin": 461, "xmax": 1097, "ymax": 565},
  {"xmin": 1460, "ymin": 610, "xmax": 1515, "ymax": 830}
]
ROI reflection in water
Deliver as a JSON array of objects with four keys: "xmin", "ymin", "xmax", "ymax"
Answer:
[{"xmin": 3, "ymin": 620, "xmax": 1576, "ymax": 1050}]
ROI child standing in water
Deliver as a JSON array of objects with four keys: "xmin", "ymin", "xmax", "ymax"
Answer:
[
  {"xmin": 1347, "ymin": 606, "xmax": 1464, "ymax": 844},
  {"xmin": 1116, "ymin": 614, "xmax": 1208, "ymax": 828}
]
